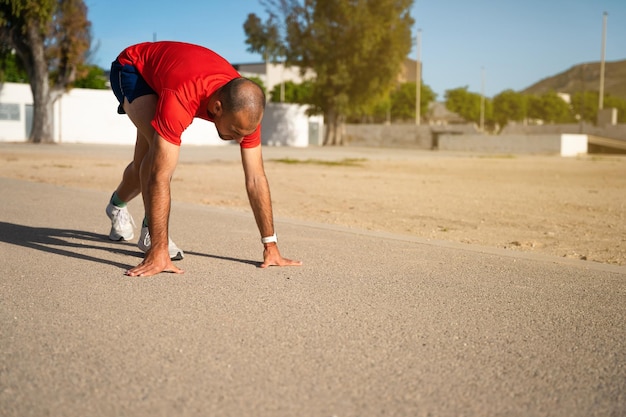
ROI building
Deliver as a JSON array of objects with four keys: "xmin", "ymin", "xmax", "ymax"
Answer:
[{"xmin": 233, "ymin": 62, "xmax": 315, "ymax": 98}]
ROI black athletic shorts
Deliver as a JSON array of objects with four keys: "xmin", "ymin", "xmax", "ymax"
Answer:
[{"xmin": 110, "ymin": 59, "xmax": 157, "ymax": 115}]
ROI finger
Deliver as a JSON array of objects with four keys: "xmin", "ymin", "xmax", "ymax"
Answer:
[
  {"xmin": 125, "ymin": 264, "xmax": 149, "ymax": 276},
  {"xmin": 125, "ymin": 266, "xmax": 157, "ymax": 277},
  {"xmin": 125, "ymin": 262, "xmax": 184, "ymax": 277},
  {"xmin": 260, "ymin": 257, "xmax": 302, "ymax": 268},
  {"xmin": 163, "ymin": 264, "xmax": 185, "ymax": 274}
]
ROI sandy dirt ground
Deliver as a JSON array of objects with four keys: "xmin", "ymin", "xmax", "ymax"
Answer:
[{"xmin": 1, "ymin": 143, "xmax": 624, "ymax": 266}]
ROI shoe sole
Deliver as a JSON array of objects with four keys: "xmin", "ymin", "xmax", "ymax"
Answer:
[
  {"xmin": 109, "ymin": 231, "xmax": 134, "ymax": 241},
  {"xmin": 138, "ymin": 230, "xmax": 184, "ymax": 260},
  {"xmin": 137, "ymin": 242, "xmax": 184, "ymax": 260}
]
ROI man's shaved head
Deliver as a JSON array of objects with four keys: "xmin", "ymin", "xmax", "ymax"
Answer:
[{"xmin": 219, "ymin": 78, "xmax": 266, "ymax": 124}]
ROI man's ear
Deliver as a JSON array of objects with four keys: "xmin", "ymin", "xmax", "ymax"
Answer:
[{"xmin": 212, "ymin": 99, "xmax": 223, "ymax": 116}]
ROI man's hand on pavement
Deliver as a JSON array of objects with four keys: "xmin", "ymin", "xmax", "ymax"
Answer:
[
  {"xmin": 125, "ymin": 248, "xmax": 184, "ymax": 277},
  {"xmin": 260, "ymin": 243, "xmax": 303, "ymax": 268}
]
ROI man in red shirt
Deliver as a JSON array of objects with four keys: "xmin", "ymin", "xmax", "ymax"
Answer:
[{"xmin": 106, "ymin": 41, "xmax": 301, "ymax": 277}]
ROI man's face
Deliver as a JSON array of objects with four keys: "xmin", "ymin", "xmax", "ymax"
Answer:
[{"xmin": 213, "ymin": 109, "xmax": 257, "ymax": 144}]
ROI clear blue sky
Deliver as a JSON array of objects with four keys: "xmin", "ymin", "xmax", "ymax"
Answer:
[{"xmin": 86, "ymin": 0, "xmax": 625, "ymax": 99}]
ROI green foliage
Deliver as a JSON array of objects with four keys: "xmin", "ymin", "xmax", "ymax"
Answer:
[
  {"xmin": 527, "ymin": 91, "xmax": 574, "ymax": 123},
  {"xmin": 604, "ymin": 96, "xmax": 626, "ymax": 123},
  {"xmin": 445, "ymin": 86, "xmax": 483, "ymax": 124},
  {"xmin": 493, "ymin": 89, "xmax": 526, "ymax": 127},
  {"xmin": 444, "ymin": 86, "xmax": 496, "ymax": 129},
  {"xmin": 490, "ymin": 89, "xmax": 626, "ymax": 126},
  {"xmin": 243, "ymin": 12, "xmax": 285, "ymax": 62},
  {"xmin": 570, "ymin": 91, "xmax": 598, "ymax": 123},
  {"xmin": 570, "ymin": 92, "xmax": 626, "ymax": 124},
  {"xmin": 269, "ymin": 79, "xmax": 313, "ymax": 104},
  {"xmin": 72, "ymin": 64, "xmax": 106, "ymax": 89},
  {"xmin": 391, "ymin": 82, "xmax": 436, "ymax": 121},
  {"xmin": 347, "ymin": 81, "xmax": 437, "ymax": 123},
  {"xmin": 0, "ymin": 49, "xmax": 28, "ymax": 82}
]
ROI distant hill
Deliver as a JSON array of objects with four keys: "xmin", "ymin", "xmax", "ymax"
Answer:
[{"xmin": 521, "ymin": 59, "xmax": 626, "ymax": 100}]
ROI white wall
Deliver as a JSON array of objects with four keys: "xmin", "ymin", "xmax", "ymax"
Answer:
[
  {"xmin": 56, "ymin": 86, "xmax": 226, "ymax": 145},
  {"xmin": 560, "ymin": 134, "xmax": 588, "ymax": 156},
  {"xmin": 0, "ymin": 83, "xmax": 30, "ymax": 141},
  {"xmin": 55, "ymin": 87, "xmax": 137, "ymax": 144},
  {"xmin": 438, "ymin": 133, "xmax": 588, "ymax": 156},
  {"xmin": 0, "ymin": 82, "xmax": 318, "ymax": 147},
  {"xmin": 262, "ymin": 103, "xmax": 316, "ymax": 147}
]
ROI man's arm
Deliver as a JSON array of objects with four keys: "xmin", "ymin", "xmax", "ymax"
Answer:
[
  {"xmin": 240, "ymin": 145, "xmax": 302, "ymax": 268},
  {"xmin": 126, "ymin": 135, "xmax": 184, "ymax": 277}
]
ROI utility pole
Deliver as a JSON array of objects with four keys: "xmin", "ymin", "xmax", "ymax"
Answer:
[
  {"xmin": 599, "ymin": 11, "xmax": 608, "ymax": 110},
  {"xmin": 480, "ymin": 67, "xmax": 485, "ymax": 132},
  {"xmin": 415, "ymin": 29, "xmax": 422, "ymax": 126}
]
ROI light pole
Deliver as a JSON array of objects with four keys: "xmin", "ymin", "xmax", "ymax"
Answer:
[
  {"xmin": 415, "ymin": 29, "xmax": 422, "ymax": 126},
  {"xmin": 599, "ymin": 11, "xmax": 608, "ymax": 110},
  {"xmin": 480, "ymin": 67, "xmax": 485, "ymax": 132}
]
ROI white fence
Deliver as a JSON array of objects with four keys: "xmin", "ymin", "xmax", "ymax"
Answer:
[{"xmin": 0, "ymin": 82, "xmax": 322, "ymax": 147}]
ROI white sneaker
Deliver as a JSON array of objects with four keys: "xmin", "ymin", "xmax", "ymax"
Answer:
[
  {"xmin": 106, "ymin": 203, "xmax": 135, "ymax": 241},
  {"xmin": 138, "ymin": 226, "xmax": 184, "ymax": 260}
]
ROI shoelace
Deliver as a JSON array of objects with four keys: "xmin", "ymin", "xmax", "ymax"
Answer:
[{"xmin": 113, "ymin": 207, "xmax": 136, "ymax": 230}]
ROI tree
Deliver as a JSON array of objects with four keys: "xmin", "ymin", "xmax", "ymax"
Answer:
[
  {"xmin": 444, "ymin": 86, "xmax": 482, "ymax": 124},
  {"xmin": 493, "ymin": 89, "xmax": 526, "ymax": 128},
  {"xmin": 243, "ymin": 12, "xmax": 285, "ymax": 63},
  {"xmin": 0, "ymin": 0, "xmax": 91, "ymax": 143},
  {"xmin": 248, "ymin": 0, "xmax": 414, "ymax": 145},
  {"xmin": 390, "ymin": 82, "xmax": 436, "ymax": 122},
  {"xmin": 527, "ymin": 91, "xmax": 574, "ymax": 123},
  {"xmin": 570, "ymin": 91, "xmax": 598, "ymax": 123},
  {"xmin": 444, "ymin": 86, "xmax": 496, "ymax": 130},
  {"xmin": 604, "ymin": 95, "xmax": 626, "ymax": 124},
  {"xmin": 568, "ymin": 91, "xmax": 626, "ymax": 124}
]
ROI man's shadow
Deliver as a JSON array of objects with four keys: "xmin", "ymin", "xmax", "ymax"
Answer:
[{"xmin": 0, "ymin": 221, "xmax": 259, "ymax": 271}]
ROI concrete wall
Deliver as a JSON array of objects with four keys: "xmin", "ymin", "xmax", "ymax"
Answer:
[
  {"xmin": 0, "ymin": 82, "xmax": 318, "ymax": 147},
  {"xmin": 344, "ymin": 124, "xmax": 434, "ymax": 148},
  {"xmin": 502, "ymin": 122, "xmax": 626, "ymax": 141},
  {"xmin": 344, "ymin": 123, "xmax": 480, "ymax": 149},
  {"xmin": 438, "ymin": 133, "xmax": 588, "ymax": 156}
]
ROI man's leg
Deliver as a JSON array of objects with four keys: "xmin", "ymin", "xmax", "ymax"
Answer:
[
  {"xmin": 114, "ymin": 129, "xmax": 149, "ymax": 203},
  {"xmin": 121, "ymin": 94, "xmax": 158, "ymax": 214},
  {"xmin": 121, "ymin": 95, "xmax": 184, "ymax": 260},
  {"xmin": 106, "ymin": 95, "xmax": 155, "ymax": 241}
]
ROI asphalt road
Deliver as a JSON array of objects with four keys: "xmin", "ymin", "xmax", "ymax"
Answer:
[{"xmin": 1, "ymin": 177, "xmax": 624, "ymax": 417}]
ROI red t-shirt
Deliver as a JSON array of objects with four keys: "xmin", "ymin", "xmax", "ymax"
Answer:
[{"xmin": 117, "ymin": 41, "xmax": 261, "ymax": 148}]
